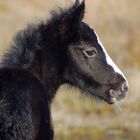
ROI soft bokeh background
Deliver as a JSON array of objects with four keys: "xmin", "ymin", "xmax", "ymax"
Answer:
[{"xmin": 0, "ymin": 0, "xmax": 140, "ymax": 140}]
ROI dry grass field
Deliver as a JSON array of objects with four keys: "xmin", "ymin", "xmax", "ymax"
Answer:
[{"xmin": 0, "ymin": 0, "xmax": 140, "ymax": 140}]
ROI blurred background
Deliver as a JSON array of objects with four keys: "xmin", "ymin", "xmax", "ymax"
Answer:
[{"xmin": 0, "ymin": 0, "xmax": 140, "ymax": 140}]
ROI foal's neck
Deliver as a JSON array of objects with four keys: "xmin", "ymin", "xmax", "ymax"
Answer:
[{"xmin": 2, "ymin": 25, "xmax": 62, "ymax": 102}]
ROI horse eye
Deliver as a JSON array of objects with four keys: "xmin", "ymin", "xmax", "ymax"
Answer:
[{"xmin": 83, "ymin": 48, "xmax": 97, "ymax": 58}]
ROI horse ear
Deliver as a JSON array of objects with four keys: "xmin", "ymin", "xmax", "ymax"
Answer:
[
  {"xmin": 75, "ymin": 0, "xmax": 80, "ymax": 6},
  {"xmin": 75, "ymin": 0, "xmax": 85, "ymax": 21},
  {"xmin": 59, "ymin": 0, "xmax": 85, "ymax": 35}
]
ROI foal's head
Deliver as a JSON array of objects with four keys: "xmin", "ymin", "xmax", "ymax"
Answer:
[{"xmin": 43, "ymin": 0, "xmax": 129, "ymax": 104}]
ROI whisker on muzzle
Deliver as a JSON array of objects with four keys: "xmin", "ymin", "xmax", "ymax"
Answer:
[
  {"xmin": 114, "ymin": 101, "xmax": 122, "ymax": 112},
  {"xmin": 113, "ymin": 92, "xmax": 122, "ymax": 112}
]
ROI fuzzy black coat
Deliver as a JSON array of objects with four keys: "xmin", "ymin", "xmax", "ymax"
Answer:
[{"xmin": 0, "ymin": 1, "xmax": 85, "ymax": 139}]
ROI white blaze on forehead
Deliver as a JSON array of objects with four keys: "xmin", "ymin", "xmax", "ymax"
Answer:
[{"xmin": 94, "ymin": 31, "xmax": 127, "ymax": 82}]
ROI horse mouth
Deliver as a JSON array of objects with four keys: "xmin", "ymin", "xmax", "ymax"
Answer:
[
  {"xmin": 102, "ymin": 80, "xmax": 128, "ymax": 104},
  {"xmin": 107, "ymin": 89, "xmax": 127, "ymax": 104},
  {"xmin": 93, "ymin": 89, "xmax": 127, "ymax": 105}
]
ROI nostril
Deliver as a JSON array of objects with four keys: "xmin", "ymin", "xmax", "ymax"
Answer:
[{"xmin": 121, "ymin": 81, "xmax": 128, "ymax": 93}]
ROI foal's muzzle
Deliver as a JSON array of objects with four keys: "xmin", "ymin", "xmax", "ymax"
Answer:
[{"xmin": 107, "ymin": 75, "xmax": 128, "ymax": 104}]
